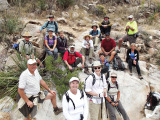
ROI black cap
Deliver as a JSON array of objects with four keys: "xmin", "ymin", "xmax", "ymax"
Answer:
[{"xmin": 105, "ymin": 32, "xmax": 110, "ymax": 36}]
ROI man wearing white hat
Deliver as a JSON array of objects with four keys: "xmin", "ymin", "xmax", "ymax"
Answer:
[
  {"xmin": 18, "ymin": 59, "xmax": 62, "ymax": 120},
  {"xmin": 118, "ymin": 15, "xmax": 138, "ymax": 53}
]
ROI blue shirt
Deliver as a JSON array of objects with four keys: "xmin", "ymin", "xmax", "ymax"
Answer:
[
  {"xmin": 130, "ymin": 52, "xmax": 135, "ymax": 59},
  {"xmin": 40, "ymin": 21, "xmax": 58, "ymax": 33},
  {"xmin": 89, "ymin": 30, "xmax": 100, "ymax": 37}
]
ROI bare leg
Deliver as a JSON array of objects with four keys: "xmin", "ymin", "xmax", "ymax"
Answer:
[
  {"xmin": 118, "ymin": 39, "xmax": 124, "ymax": 49},
  {"xmin": 24, "ymin": 118, "xmax": 29, "ymax": 120},
  {"xmin": 45, "ymin": 93, "xmax": 57, "ymax": 108},
  {"xmin": 109, "ymin": 51, "xmax": 116, "ymax": 62}
]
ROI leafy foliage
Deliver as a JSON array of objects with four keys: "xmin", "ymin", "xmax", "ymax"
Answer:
[
  {"xmin": 57, "ymin": 0, "xmax": 74, "ymax": 9},
  {"xmin": 95, "ymin": 5, "xmax": 106, "ymax": 16}
]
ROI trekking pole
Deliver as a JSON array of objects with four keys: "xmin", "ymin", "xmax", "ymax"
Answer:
[
  {"xmin": 29, "ymin": 108, "xmax": 32, "ymax": 120},
  {"xmin": 101, "ymin": 98, "xmax": 103, "ymax": 120},
  {"xmin": 115, "ymin": 105, "xmax": 121, "ymax": 116}
]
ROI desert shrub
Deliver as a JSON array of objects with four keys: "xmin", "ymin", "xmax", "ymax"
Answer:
[
  {"xmin": 95, "ymin": 5, "xmax": 106, "ymax": 16},
  {"xmin": 57, "ymin": 0, "xmax": 74, "ymax": 9}
]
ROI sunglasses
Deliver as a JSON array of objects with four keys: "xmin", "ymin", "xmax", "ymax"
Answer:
[
  {"xmin": 94, "ymin": 67, "xmax": 101, "ymax": 70},
  {"xmin": 111, "ymin": 76, "xmax": 117, "ymax": 78}
]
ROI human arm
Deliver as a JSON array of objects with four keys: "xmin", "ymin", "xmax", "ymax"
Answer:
[
  {"xmin": 82, "ymin": 40, "xmax": 87, "ymax": 48},
  {"xmin": 64, "ymin": 60, "xmax": 72, "ymax": 70},
  {"xmin": 81, "ymin": 56, "xmax": 85, "ymax": 68},
  {"xmin": 55, "ymin": 22, "xmax": 58, "ymax": 34},
  {"xmin": 40, "ymin": 22, "xmax": 48, "ymax": 32},
  {"xmin": 51, "ymin": 39, "xmax": 57, "ymax": 51},
  {"xmin": 62, "ymin": 95, "xmax": 74, "ymax": 120}
]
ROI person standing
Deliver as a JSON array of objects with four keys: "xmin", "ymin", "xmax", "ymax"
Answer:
[
  {"xmin": 62, "ymin": 77, "xmax": 88, "ymax": 120},
  {"xmin": 106, "ymin": 72, "xmax": 130, "ymax": 120},
  {"xmin": 85, "ymin": 61, "xmax": 107, "ymax": 120},
  {"xmin": 18, "ymin": 59, "xmax": 62, "ymax": 120}
]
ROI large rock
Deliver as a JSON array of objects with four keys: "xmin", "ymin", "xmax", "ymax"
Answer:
[
  {"xmin": 0, "ymin": 112, "xmax": 10, "ymax": 120},
  {"xmin": 33, "ymin": 47, "xmax": 45, "ymax": 60},
  {"xmin": 57, "ymin": 18, "xmax": 67, "ymax": 25},
  {"xmin": 62, "ymin": 12, "xmax": 70, "ymax": 18},
  {"xmin": 0, "ymin": 0, "xmax": 9, "ymax": 11},
  {"xmin": 72, "ymin": 12, "xmax": 79, "ymax": 19},
  {"xmin": 5, "ymin": 53, "xmax": 19, "ymax": 69}
]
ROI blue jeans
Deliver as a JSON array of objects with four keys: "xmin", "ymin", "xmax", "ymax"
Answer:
[{"xmin": 45, "ymin": 46, "xmax": 58, "ymax": 60}]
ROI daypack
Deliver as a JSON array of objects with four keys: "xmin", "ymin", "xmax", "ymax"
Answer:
[
  {"xmin": 112, "ymin": 55, "xmax": 125, "ymax": 71},
  {"xmin": 65, "ymin": 89, "xmax": 84, "ymax": 110},
  {"xmin": 46, "ymin": 21, "xmax": 58, "ymax": 33},
  {"xmin": 84, "ymin": 74, "xmax": 104, "ymax": 98},
  {"xmin": 67, "ymin": 50, "xmax": 77, "ymax": 64},
  {"xmin": 44, "ymin": 35, "xmax": 56, "ymax": 46},
  {"xmin": 106, "ymin": 81, "xmax": 118, "ymax": 92},
  {"xmin": 145, "ymin": 92, "xmax": 160, "ymax": 111},
  {"xmin": 91, "ymin": 30, "xmax": 102, "ymax": 41}
]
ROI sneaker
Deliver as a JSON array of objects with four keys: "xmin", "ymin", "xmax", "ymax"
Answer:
[
  {"xmin": 130, "ymin": 72, "xmax": 132, "ymax": 76},
  {"xmin": 138, "ymin": 75, "xmax": 143, "ymax": 80},
  {"xmin": 89, "ymin": 58, "xmax": 92, "ymax": 64},
  {"xmin": 94, "ymin": 46, "xmax": 97, "ymax": 51},
  {"xmin": 54, "ymin": 107, "xmax": 63, "ymax": 115},
  {"xmin": 117, "ymin": 49, "xmax": 121, "ymax": 53}
]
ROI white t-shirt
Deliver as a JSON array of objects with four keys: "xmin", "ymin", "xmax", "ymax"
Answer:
[
  {"xmin": 82, "ymin": 40, "xmax": 94, "ymax": 48},
  {"xmin": 106, "ymin": 79, "xmax": 120, "ymax": 102},
  {"xmin": 85, "ymin": 72, "xmax": 107, "ymax": 104},
  {"xmin": 62, "ymin": 89, "xmax": 88, "ymax": 120},
  {"xmin": 18, "ymin": 69, "xmax": 42, "ymax": 95}
]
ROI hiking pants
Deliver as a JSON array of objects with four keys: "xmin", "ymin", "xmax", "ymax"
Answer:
[
  {"xmin": 128, "ymin": 59, "xmax": 141, "ymax": 75},
  {"xmin": 106, "ymin": 100, "xmax": 130, "ymax": 120},
  {"xmin": 100, "ymin": 26, "xmax": 111, "ymax": 34},
  {"xmin": 89, "ymin": 101, "xmax": 107, "ymax": 120},
  {"xmin": 81, "ymin": 47, "xmax": 94, "ymax": 59},
  {"xmin": 92, "ymin": 37, "xmax": 99, "ymax": 47},
  {"xmin": 45, "ymin": 46, "xmax": 58, "ymax": 60},
  {"xmin": 70, "ymin": 57, "xmax": 88, "ymax": 70}
]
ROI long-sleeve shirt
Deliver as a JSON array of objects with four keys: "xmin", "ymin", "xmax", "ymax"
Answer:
[
  {"xmin": 82, "ymin": 39, "xmax": 93, "ymax": 48},
  {"xmin": 40, "ymin": 21, "xmax": 58, "ymax": 33},
  {"xmin": 19, "ymin": 40, "xmax": 34, "ymax": 55},
  {"xmin": 62, "ymin": 89, "xmax": 88, "ymax": 120},
  {"xmin": 57, "ymin": 37, "xmax": 67, "ymax": 50}
]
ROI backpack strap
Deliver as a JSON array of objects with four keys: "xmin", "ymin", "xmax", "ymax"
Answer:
[
  {"xmin": 80, "ymin": 89, "xmax": 84, "ymax": 99},
  {"xmin": 107, "ymin": 81, "xmax": 118, "ymax": 92},
  {"xmin": 91, "ymin": 74, "xmax": 96, "ymax": 86},
  {"xmin": 54, "ymin": 21, "xmax": 58, "ymax": 33},
  {"xmin": 65, "ymin": 92, "xmax": 76, "ymax": 110},
  {"xmin": 45, "ymin": 21, "xmax": 50, "ymax": 28},
  {"xmin": 115, "ymin": 81, "xmax": 118, "ymax": 89}
]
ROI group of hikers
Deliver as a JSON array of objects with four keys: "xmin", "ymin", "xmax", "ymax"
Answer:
[{"xmin": 17, "ymin": 14, "xmax": 144, "ymax": 120}]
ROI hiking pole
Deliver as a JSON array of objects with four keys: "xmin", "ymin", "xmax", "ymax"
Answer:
[
  {"xmin": 101, "ymin": 98, "xmax": 103, "ymax": 120},
  {"xmin": 29, "ymin": 108, "xmax": 31, "ymax": 120},
  {"xmin": 115, "ymin": 105, "xmax": 121, "ymax": 116}
]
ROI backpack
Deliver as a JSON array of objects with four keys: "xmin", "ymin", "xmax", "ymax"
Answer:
[
  {"xmin": 84, "ymin": 74, "xmax": 104, "ymax": 98},
  {"xmin": 112, "ymin": 55, "xmax": 125, "ymax": 71},
  {"xmin": 46, "ymin": 21, "xmax": 58, "ymax": 33},
  {"xmin": 65, "ymin": 89, "xmax": 84, "ymax": 110},
  {"xmin": 91, "ymin": 30, "xmax": 102, "ymax": 41},
  {"xmin": 145, "ymin": 92, "xmax": 160, "ymax": 111},
  {"xmin": 67, "ymin": 50, "xmax": 77, "ymax": 65},
  {"xmin": 106, "ymin": 81, "xmax": 118, "ymax": 92}
]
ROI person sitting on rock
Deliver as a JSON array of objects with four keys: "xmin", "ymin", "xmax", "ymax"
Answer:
[
  {"xmin": 39, "ymin": 15, "xmax": 58, "ymax": 36},
  {"xmin": 106, "ymin": 72, "xmax": 130, "ymax": 120},
  {"xmin": 89, "ymin": 24, "xmax": 101, "ymax": 51},
  {"xmin": 81, "ymin": 35, "xmax": 94, "ymax": 64},
  {"xmin": 63, "ymin": 44, "xmax": 89, "ymax": 74},
  {"xmin": 62, "ymin": 77, "xmax": 88, "ymax": 120},
  {"xmin": 117, "ymin": 15, "xmax": 138, "ymax": 53},
  {"xmin": 18, "ymin": 59, "xmax": 62, "ymax": 120},
  {"xmin": 99, "ymin": 15, "xmax": 112, "ymax": 35},
  {"xmin": 57, "ymin": 31, "xmax": 68, "ymax": 57},
  {"xmin": 19, "ymin": 32, "xmax": 43, "ymax": 68},
  {"xmin": 44, "ymin": 29, "xmax": 58, "ymax": 60},
  {"xmin": 98, "ymin": 32, "xmax": 116, "ymax": 63},
  {"xmin": 126, "ymin": 43, "xmax": 143, "ymax": 79},
  {"xmin": 85, "ymin": 61, "xmax": 107, "ymax": 120},
  {"xmin": 99, "ymin": 53, "xmax": 110, "ymax": 80}
]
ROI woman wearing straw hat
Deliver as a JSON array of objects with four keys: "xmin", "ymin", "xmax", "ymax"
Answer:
[
  {"xmin": 85, "ymin": 61, "xmax": 107, "ymax": 120},
  {"xmin": 81, "ymin": 35, "xmax": 94, "ymax": 64},
  {"xmin": 62, "ymin": 77, "xmax": 88, "ymax": 120}
]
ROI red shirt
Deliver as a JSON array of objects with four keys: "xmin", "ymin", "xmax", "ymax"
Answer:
[
  {"xmin": 101, "ymin": 38, "xmax": 116, "ymax": 52},
  {"xmin": 63, "ymin": 51, "xmax": 82, "ymax": 65}
]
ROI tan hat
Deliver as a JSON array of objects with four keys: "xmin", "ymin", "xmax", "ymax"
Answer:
[
  {"xmin": 27, "ymin": 59, "xmax": 37, "ymax": 65},
  {"xmin": 22, "ymin": 32, "xmax": 32, "ymax": 38},
  {"xmin": 69, "ymin": 77, "xmax": 80, "ymax": 83},
  {"xmin": 92, "ymin": 61, "xmax": 102, "ymax": 67},
  {"xmin": 91, "ymin": 24, "xmax": 98, "ymax": 29},
  {"xmin": 111, "ymin": 72, "xmax": 117, "ymax": 77},
  {"xmin": 83, "ymin": 35, "xmax": 91, "ymax": 40}
]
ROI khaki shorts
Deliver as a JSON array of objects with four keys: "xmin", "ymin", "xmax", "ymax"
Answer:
[{"xmin": 122, "ymin": 35, "xmax": 137, "ymax": 44}]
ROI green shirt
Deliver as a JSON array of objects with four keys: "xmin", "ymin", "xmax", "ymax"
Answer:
[{"xmin": 125, "ymin": 21, "xmax": 138, "ymax": 35}]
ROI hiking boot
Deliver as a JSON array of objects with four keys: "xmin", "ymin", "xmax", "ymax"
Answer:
[
  {"xmin": 117, "ymin": 49, "xmax": 121, "ymax": 53},
  {"xmin": 89, "ymin": 58, "xmax": 92, "ymax": 64},
  {"xmin": 129, "ymin": 71, "xmax": 132, "ymax": 76},
  {"xmin": 54, "ymin": 107, "xmax": 63, "ymax": 115},
  {"xmin": 138, "ymin": 75, "xmax": 143, "ymax": 80},
  {"xmin": 94, "ymin": 46, "xmax": 97, "ymax": 51}
]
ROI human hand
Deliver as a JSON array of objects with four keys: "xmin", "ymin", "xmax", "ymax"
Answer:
[
  {"xmin": 82, "ymin": 64, "xmax": 85, "ymax": 68},
  {"xmin": 126, "ymin": 26, "xmax": 130, "ymax": 29},
  {"xmin": 50, "ymin": 48, "xmax": 54, "ymax": 52},
  {"xmin": 133, "ymin": 60, "xmax": 136, "ymax": 65},
  {"xmin": 105, "ymin": 52, "xmax": 109, "ymax": 56},
  {"xmin": 27, "ymin": 100, "xmax": 34, "ymax": 108},
  {"xmin": 111, "ymin": 102, "xmax": 115, "ymax": 106},
  {"xmin": 49, "ymin": 90, "xmax": 56, "ymax": 96},
  {"xmin": 69, "ymin": 65, "xmax": 73, "ymax": 70},
  {"xmin": 86, "ymin": 46, "xmax": 89, "ymax": 49},
  {"xmin": 115, "ymin": 102, "xmax": 119, "ymax": 106}
]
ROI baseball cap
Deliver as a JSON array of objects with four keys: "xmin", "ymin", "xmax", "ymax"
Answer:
[
  {"xmin": 27, "ymin": 59, "xmax": 37, "ymax": 65},
  {"xmin": 69, "ymin": 77, "xmax": 80, "ymax": 83}
]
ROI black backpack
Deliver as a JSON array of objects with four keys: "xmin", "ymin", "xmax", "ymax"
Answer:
[
  {"xmin": 84, "ymin": 74, "xmax": 104, "ymax": 98},
  {"xmin": 106, "ymin": 81, "xmax": 118, "ymax": 92},
  {"xmin": 46, "ymin": 21, "xmax": 58, "ymax": 33},
  {"xmin": 145, "ymin": 92, "xmax": 160, "ymax": 111},
  {"xmin": 113, "ymin": 55, "xmax": 125, "ymax": 71},
  {"xmin": 65, "ymin": 89, "xmax": 84, "ymax": 110}
]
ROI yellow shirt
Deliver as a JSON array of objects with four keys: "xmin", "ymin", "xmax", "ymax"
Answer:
[{"xmin": 125, "ymin": 21, "xmax": 138, "ymax": 35}]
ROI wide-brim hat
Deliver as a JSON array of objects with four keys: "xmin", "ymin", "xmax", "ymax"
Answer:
[
  {"xmin": 128, "ymin": 15, "xmax": 133, "ymax": 19},
  {"xmin": 92, "ymin": 61, "xmax": 102, "ymax": 67},
  {"xmin": 69, "ymin": 77, "xmax": 80, "ymax": 83},
  {"xmin": 91, "ymin": 24, "xmax": 98, "ymax": 29},
  {"xmin": 83, "ymin": 35, "xmax": 91, "ymax": 40},
  {"xmin": 48, "ymin": 15, "xmax": 54, "ymax": 18},
  {"xmin": 104, "ymin": 15, "xmax": 109, "ymax": 19},
  {"xmin": 27, "ymin": 59, "xmax": 37, "ymax": 65},
  {"xmin": 111, "ymin": 72, "xmax": 117, "ymax": 77},
  {"xmin": 22, "ymin": 32, "xmax": 32, "ymax": 38}
]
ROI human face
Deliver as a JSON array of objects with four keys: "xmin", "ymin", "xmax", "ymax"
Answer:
[
  {"xmin": 70, "ymin": 80, "xmax": 79, "ymax": 92},
  {"xmin": 111, "ymin": 76, "xmax": 117, "ymax": 83},
  {"xmin": 49, "ymin": 17, "xmax": 54, "ymax": 22},
  {"xmin": 48, "ymin": 31, "xmax": 53, "ymax": 36},
  {"xmin": 105, "ymin": 35, "xmax": 110, "ymax": 41},
  {"xmin": 85, "ymin": 36, "xmax": 90, "ymax": 41},
  {"xmin": 131, "ymin": 45, "xmax": 136, "ymax": 50},
  {"xmin": 24, "ymin": 36, "xmax": 30, "ymax": 41},
  {"xmin": 70, "ymin": 47, "xmax": 75, "ymax": 52},
  {"xmin": 104, "ymin": 17, "xmax": 108, "ymax": 21},
  {"xmin": 27, "ymin": 63, "xmax": 37, "ymax": 73},
  {"xmin": 60, "ymin": 32, "xmax": 64, "ymax": 38},
  {"xmin": 93, "ymin": 26, "xmax": 97, "ymax": 31},
  {"xmin": 129, "ymin": 18, "xmax": 133, "ymax": 22},
  {"xmin": 94, "ymin": 66, "xmax": 101, "ymax": 74},
  {"xmin": 100, "ymin": 55, "xmax": 105, "ymax": 61}
]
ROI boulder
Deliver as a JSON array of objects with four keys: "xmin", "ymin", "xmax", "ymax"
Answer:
[
  {"xmin": 83, "ymin": 17, "xmax": 92, "ymax": 23},
  {"xmin": 5, "ymin": 53, "xmax": 19, "ymax": 69},
  {"xmin": 62, "ymin": 12, "xmax": 70, "ymax": 18},
  {"xmin": 57, "ymin": 17, "xmax": 67, "ymax": 24},
  {"xmin": 112, "ymin": 22, "xmax": 122, "ymax": 31},
  {"xmin": 138, "ymin": 19, "xmax": 145, "ymax": 24},
  {"xmin": 33, "ymin": 47, "xmax": 45, "ymax": 60},
  {"xmin": 148, "ymin": 48, "xmax": 158, "ymax": 56},
  {"xmin": 74, "ymin": 5, "xmax": 79, "ymax": 10},
  {"xmin": 72, "ymin": 12, "xmax": 79, "ymax": 19},
  {"xmin": 110, "ymin": 31, "xmax": 125, "ymax": 42},
  {"xmin": 0, "ymin": 0, "xmax": 9, "ymax": 11},
  {"xmin": 88, "ymin": 4, "xmax": 96, "ymax": 12},
  {"xmin": 77, "ymin": 20, "xmax": 86, "ymax": 27},
  {"xmin": 108, "ymin": 7, "xmax": 116, "ymax": 13}
]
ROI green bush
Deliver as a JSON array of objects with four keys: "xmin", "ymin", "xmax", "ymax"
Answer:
[
  {"xmin": 57, "ymin": 0, "xmax": 74, "ymax": 9},
  {"xmin": 96, "ymin": 5, "xmax": 106, "ymax": 16},
  {"xmin": 37, "ymin": 0, "xmax": 46, "ymax": 11}
]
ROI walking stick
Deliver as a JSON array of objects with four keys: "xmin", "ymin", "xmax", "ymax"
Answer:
[
  {"xmin": 29, "ymin": 107, "xmax": 32, "ymax": 120},
  {"xmin": 101, "ymin": 98, "xmax": 103, "ymax": 120},
  {"xmin": 29, "ymin": 114, "xmax": 31, "ymax": 120}
]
